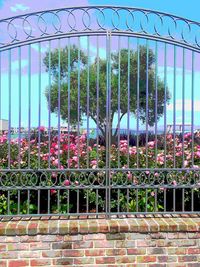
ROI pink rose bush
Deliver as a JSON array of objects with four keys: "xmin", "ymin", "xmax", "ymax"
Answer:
[{"xmin": 0, "ymin": 129, "xmax": 200, "ymax": 214}]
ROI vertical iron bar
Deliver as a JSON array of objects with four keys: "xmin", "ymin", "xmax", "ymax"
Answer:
[
  {"xmin": 28, "ymin": 45, "xmax": 31, "ymax": 168},
  {"xmin": 118, "ymin": 36, "xmax": 121, "ymax": 169},
  {"xmin": 191, "ymin": 51, "xmax": 194, "ymax": 166},
  {"xmin": 145, "ymin": 40, "xmax": 149, "ymax": 168},
  {"xmin": 106, "ymin": 31, "xmax": 111, "ymax": 217},
  {"xmin": 57, "ymin": 189, "xmax": 60, "ymax": 213},
  {"xmin": 48, "ymin": 41, "xmax": 51, "ymax": 169},
  {"xmin": 87, "ymin": 36, "xmax": 90, "ymax": 169},
  {"xmin": 58, "ymin": 39, "xmax": 61, "ymax": 169},
  {"xmin": 37, "ymin": 190, "xmax": 40, "ymax": 214},
  {"xmin": 173, "ymin": 46, "xmax": 176, "ymax": 168},
  {"xmin": 182, "ymin": 188, "xmax": 185, "ymax": 212},
  {"xmin": 48, "ymin": 190, "xmax": 50, "ymax": 214},
  {"xmin": 173, "ymin": 188, "xmax": 176, "ymax": 212},
  {"xmin": 164, "ymin": 43, "xmax": 167, "ymax": 168},
  {"xmin": 182, "ymin": 48, "xmax": 185, "ymax": 167},
  {"xmin": 155, "ymin": 42, "xmax": 158, "ymax": 168},
  {"xmin": 17, "ymin": 190, "xmax": 20, "ymax": 215},
  {"xmin": 96, "ymin": 189, "xmax": 99, "ymax": 213},
  {"xmin": 77, "ymin": 37, "xmax": 80, "ymax": 169},
  {"xmin": 96, "ymin": 36, "xmax": 99, "ymax": 168},
  {"xmin": 191, "ymin": 188, "xmax": 194, "ymax": 212},
  {"xmin": 67, "ymin": 38, "xmax": 71, "ymax": 168},
  {"xmin": 18, "ymin": 47, "xmax": 21, "ymax": 168},
  {"xmin": 7, "ymin": 191, "xmax": 10, "ymax": 215},
  {"xmin": 27, "ymin": 190, "xmax": 30, "ymax": 214},
  {"xmin": 127, "ymin": 37, "xmax": 130, "ymax": 167},
  {"xmin": 8, "ymin": 49, "xmax": 11, "ymax": 169},
  {"xmin": 136, "ymin": 39, "xmax": 140, "ymax": 168},
  {"xmin": 38, "ymin": 42, "xmax": 41, "ymax": 169}
]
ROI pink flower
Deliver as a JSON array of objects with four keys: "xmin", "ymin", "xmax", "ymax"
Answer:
[
  {"xmin": 39, "ymin": 126, "xmax": 45, "ymax": 132},
  {"xmin": 72, "ymin": 156, "xmax": 78, "ymax": 162},
  {"xmin": 50, "ymin": 189, "xmax": 57, "ymax": 195},
  {"xmin": 148, "ymin": 141, "xmax": 155, "ymax": 148},
  {"xmin": 151, "ymin": 191, "xmax": 155, "ymax": 197},
  {"xmin": 127, "ymin": 171, "xmax": 132, "ymax": 180},
  {"xmin": 172, "ymin": 180, "xmax": 177, "ymax": 186},
  {"xmin": 52, "ymin": 159, "xmax": 59, "ymax": 166},
  {"xmin": 64, "ymin": 179, "xmax": 70, "ymax": 186}
]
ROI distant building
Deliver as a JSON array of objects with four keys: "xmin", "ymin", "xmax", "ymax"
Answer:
[{"xmin": 0, "ymin": 119, "xmax": 8, "ymax": 132}]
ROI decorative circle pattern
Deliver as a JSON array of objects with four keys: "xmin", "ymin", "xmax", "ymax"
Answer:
[{"xmin": 0, "ymin": 6, "xmax": 200, "ymax": 50}]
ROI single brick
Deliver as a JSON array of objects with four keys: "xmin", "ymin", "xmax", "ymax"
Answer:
[
  {"xmin": 96, "ymin": 257, "xmax": 115, "ymax": 264},
  {"xmin": 157, "ymin": 256, "xmax": 178, "ymax": 263},
  {"xmin": 79, "ymin": 221, "xmax": 89, "ymax": 234},
  {"xmin": 64, "ymin": 235, "xmax": 83, "ymax": 242},
  {"xmin": 109, "ymin": 220, "xmax": 119, "ymax": 233},
  {"xmin": 137, "ymin": 256, "xmax": 157, "ymax": 263},
  {"xmin": 98, "ymin": 221, "xmax": 109, "ymax": 233},
  {"xmin": 7, "ymin": 243, "xmax": 29, "ymax": 251},
  {"xmin": 106, "ymin": 249, "xmax": 126, "ymax": 256},
  {"xmin": 9, "ymin": 260, "xmax": 29, "ymax": 267},
  {"xmin": 19, "ymin": 251, "xmax": 40, "ymax": 258},
  {"xmin": 147, "ymin": 248, "xmax": 166, "ymax": 255},
  {"xmin": 52, "ymin": 242, "xmax": 72, "ymax": 250},
  {"xmin": 38, "ymin": 221, "xmax": 48, "ymax": 234},
  {"xmin": 0, "ymin": 261, "xmax": 7, "ymax": 267},
  {"xmin": 188, "ymin": 233, "xmax": 200, "ymax": 239},
  {"xmin": 42, "ymin": 250, "xmax": 62, "ymax": 258},
  {"xmin": 5, "ymin": 222, "xmax": 18, "ymax": 236},
  {"xmin": 94, "ymin": 240, "xmax": 114, "ymax": 248},
  {"xmin": 59, "ymin": 221, "xmax": 69, "ymax": 235},
  {"xmin": 168, "ymin": 233, "xmax": 186, "ymax": 239},
  {"xmin": 118, "ymin": 220, "xmax": 129, "ymax": 232},
  {"xmin": 84, "ymin": 233, "xmax": 105, "ymax": 240},
  {"xmin": 106, "ymin": 233, "xmax": 125, "ymax": 240},
  {"xmin": 69, "ymin": 221, "xmax": 78, "ymax": 234},
  {"xmin": 20, "ymin": 236, "xmax": 38, "ymax": 243},
  {"xmin": 127, "ymin": 248, "xmax": 146, "ymax": 255},
  {"xmin": 150, "ymin": 233, "xmax": 167, "ymax": 239},
  {"xmin": 88, "ymin": 220, "xmax": 99, "ymax": 233},
  {"xmin": 0, "ymin": 245, "xmax": 6, "ymax": 251},
  {"xmin": 85, "ymin": 249, "xmax": 105, "ymax": 256},
  {"xmin": 53, "ymin": 258, "xmax": 73, "ymax": 266},
  {"xmin": 116, "ymin": 240, "xmax": 135, "ymax": 248},
  {"xmin": 30, "ymin": 259, "xmax": 51, "ymax": 266},
  {"xmin": 116, "ymin": 256, "xmax": 136, "ymax": 264},
  {"xmin": 62, "ymin": 250, "xmax": 84, "ymax": 257},
  {"xmin": 137, "ymin": 240, "xmax": 156, "ymax": 247},
  {"xmin": 27, "ymin": 222, "xmax": 38, "ymax": 235},
  {"xmin": 73, "ymin": 241, "xmax": 93, "ymax": 249},
  {"xmin": 127, "ymin": 233, "xmax": 149, "ymax": 240},
  {"xmin": 188, "ymin": 248, "xmax": 200, "ymax": 254},
  {"xmin": 168, "ymin": 247, "xmax": 186, "ymax": 255},
  {"xmin": 30, "ymin": 242, "xmax": 50, "ymax": 250},
  {"xmin": 41, "ymin": 235, "xmax": 63, "ymax": 242},
  {"xmin": 74, "ymin": 258, "xmax": 95, "ymax": 265},
  {"xmin": 16, "ymin": 221, "xmax": 27, "ymax": 235},
  {"xmin": 1, "ymin": 251, "xmax": 18, "ymax": 259},
  {"xmin": 178, "ymin": 255, "xmax": 198, "ymax": 262}
]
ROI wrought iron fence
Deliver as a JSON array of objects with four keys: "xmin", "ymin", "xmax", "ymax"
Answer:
[{"xmin": 0, "ymin": 6, "xmax": 200, "ymax": 216}]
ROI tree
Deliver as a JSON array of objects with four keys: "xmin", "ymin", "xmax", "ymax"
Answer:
[{"xmin": 43, "ymin": 44, "xmax": 171, "ymax": 142}]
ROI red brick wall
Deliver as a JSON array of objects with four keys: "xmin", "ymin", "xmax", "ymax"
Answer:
[{"xmin": 0, "ymin": 216, "xmax": 200, "ymax": 266}]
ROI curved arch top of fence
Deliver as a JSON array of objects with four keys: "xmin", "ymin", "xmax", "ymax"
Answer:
[{"xmin": 0, "ymin": 5, "xmax": 200, "ymax": 51}]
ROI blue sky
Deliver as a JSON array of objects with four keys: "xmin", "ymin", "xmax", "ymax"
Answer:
[{"xmin": 0, "ymin": 0, "xmax": 200, "ymax": 132}]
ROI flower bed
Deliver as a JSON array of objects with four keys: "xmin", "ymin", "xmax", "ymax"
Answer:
[{"xmin": 0, "ymin": 129, "xmax": 200, "ymax": 215}]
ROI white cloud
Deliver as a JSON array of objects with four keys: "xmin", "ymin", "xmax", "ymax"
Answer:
[
  {"xmin": 10, "ymin": 3, "xmax": 30, "ymax": 13},
  {"xmin": 168, "ymin": 99, "xmax": 200, "ymax": 112},
  {"xmin": 11, "ymin": 59, "xmax": 28, "ymax": 72}
]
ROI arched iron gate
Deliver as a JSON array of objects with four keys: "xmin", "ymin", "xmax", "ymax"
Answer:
[{"xmin": 0, "ymin": 6, "xmax": 200, "ymax": 216}]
